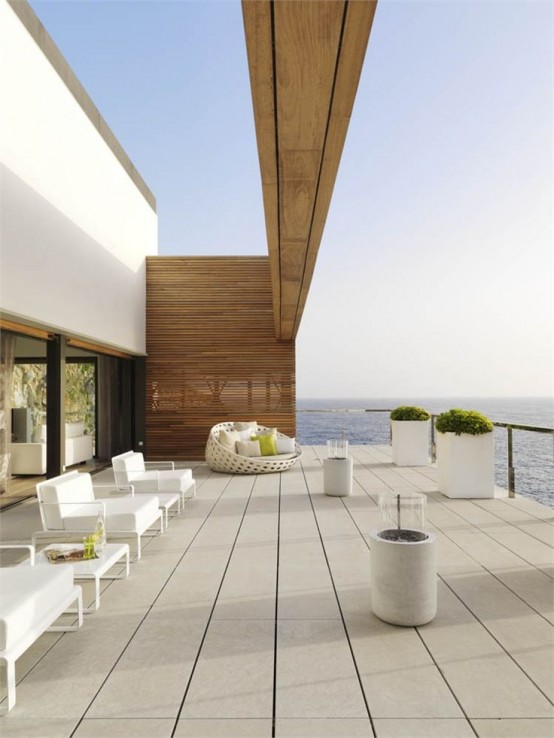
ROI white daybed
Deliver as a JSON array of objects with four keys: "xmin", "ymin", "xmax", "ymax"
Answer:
[{"xmin": 205, "ymin": 422, "xmax": 302, "ymax": 474}]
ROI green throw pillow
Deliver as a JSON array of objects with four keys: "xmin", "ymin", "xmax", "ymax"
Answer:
[{"xmin": 251, "ymin": 434, "xmax": 277, "ymax": 456}]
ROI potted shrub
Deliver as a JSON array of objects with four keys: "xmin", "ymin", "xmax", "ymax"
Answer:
[
  {"xmin": 435, "ymin": 408, "xmax": 494, "ymax": 498},
  {"xmin": 390, "ymin": 405, "xmax": 431, "ymax": 466}
]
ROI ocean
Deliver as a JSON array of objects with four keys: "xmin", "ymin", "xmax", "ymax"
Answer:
[{"xmin": 296, "ymin": 397, "xmax": 554, "ymax": 507}]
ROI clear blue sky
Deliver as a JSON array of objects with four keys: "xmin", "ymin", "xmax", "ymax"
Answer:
[{"xmin": 29, "ymin": 0, "xmax": 553, "ymax": 399}]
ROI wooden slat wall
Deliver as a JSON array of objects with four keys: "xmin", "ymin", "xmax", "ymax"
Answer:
[{"xmin": 146, "ymin": 256, "xmax": 296, "ymax": 460}]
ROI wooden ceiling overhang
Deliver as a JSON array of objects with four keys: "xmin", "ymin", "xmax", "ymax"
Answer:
[{"xmin": 243, "ymin": 0, "xmax": 377, "ymax": 340}]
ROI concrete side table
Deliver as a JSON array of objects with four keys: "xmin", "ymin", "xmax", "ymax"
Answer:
[
  {"xmin": 324, "ymin": 458, "xmax": 353, "ymax": 497},
  {"xmin": 369, "ymin": 530, "xmax": 437, "ymax": 626}
]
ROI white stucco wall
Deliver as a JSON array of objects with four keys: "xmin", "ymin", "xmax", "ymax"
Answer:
[{"xmin": 0, "ymin": 0, "xmax": 157, "ymax": 354}]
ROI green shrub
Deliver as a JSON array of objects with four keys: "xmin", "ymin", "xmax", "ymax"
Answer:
[
  {"xmin": 435, "ymin": 408, "xmax": 493, "ymax": 435},
  {"xmin": 390, "ymin": 405, "xmax": 431, "ymax": 421}
]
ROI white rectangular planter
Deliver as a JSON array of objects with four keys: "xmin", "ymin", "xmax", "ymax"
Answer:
[
  {"xmin": 436, "ymin": 431, "xmax": 494, "ymax": 498},
  {"xmin": 391, "ymin": 420, "xmax": 430, "ymax": 466}
]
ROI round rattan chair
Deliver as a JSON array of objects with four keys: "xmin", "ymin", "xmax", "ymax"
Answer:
[{"xmin": 205, "ymin": 422, "xmax": 302, "ymax": 474}]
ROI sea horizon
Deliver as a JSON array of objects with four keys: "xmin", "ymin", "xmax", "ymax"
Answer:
[{"xmin": 295, "ymin": 396, "xmax": 553, "ymax": 506}]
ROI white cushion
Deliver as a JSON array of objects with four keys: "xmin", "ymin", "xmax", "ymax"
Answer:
[
  {"xmin": 236, "ymin": 440, "xmax": 262, "ymax": 457},
  {"xmin": 112, "ymin": 451, "xmax": 146, "ymax": 484},
  {"xmin": 62, "ymin": 495, "xmax": 160, "ymax": 533},
  {"xmin": 65, "ymin": 421, "xmax": 85, "ymax": 438},
  {"xmin": 0, "ymin": 565, "xmax": 73, "ymax": 651},
  {"xmin": 252, "ymin": 453, "xmax": 296, "ymax": 461},
  {"xmin": 234, "ymin": 421, "xmax": 257, "ymax": 432},
  {"xmin": 276, "ymin": 436, "xmax": 296, "ymax": 454},
  {"xmin": 38, "ymin": 472, "xmax": 95, "ymax": 529},
  {"xmin": 9, "ymin": 443, "xmax": 47, "ymax": 475},
  {"xmin": 237, "ymin": 429, "xmax": 255, "ymax": 441},
  {"xmin": 218, "ymin": 429, "xmax": 240, "ymax": 450},
  {"xmin": 131, "ymin": 469, "xmax": 193, "ymax": 493}
]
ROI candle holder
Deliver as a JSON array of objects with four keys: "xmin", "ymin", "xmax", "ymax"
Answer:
[
  {"xmin": 377, "ymin": 491, "xmax": 427, "ymax": 542},
  {"xmin": 327, "ymin": 433, "xmax": 348, "ymax": 459}
]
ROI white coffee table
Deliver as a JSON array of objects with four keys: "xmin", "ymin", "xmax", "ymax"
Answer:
[{"xmin": 36, "ymin": 543, "xmax": 130, "ymax": 613}]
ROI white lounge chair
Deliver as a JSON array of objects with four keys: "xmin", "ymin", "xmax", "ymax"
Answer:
[
  {"xmin": 33, "ymin": 471, "xmax": 163, "ymax": 560},
  {"xmin": 205, "ymin": 423, "xmax": 302, "ymax": 474},
  {"xmin": 112, "ymin": 452, "xmax": 196, "ymax": 514},
  {"xmin": 0, "ymin": 545, "xmax": 83, "ymax": 713}
]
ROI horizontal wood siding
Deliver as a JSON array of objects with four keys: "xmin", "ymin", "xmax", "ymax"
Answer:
[{"xmin": 146, "ymin": 256, "xmax": 296, "ymax": 459}]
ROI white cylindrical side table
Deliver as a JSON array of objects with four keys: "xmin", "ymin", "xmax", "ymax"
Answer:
[
  {"xmin": 369, "ymin": 530, "xmax": 437, "ymax": 626},
  {"xmin": 324, "ymin": 458, "xmax": 353, "ymax": 497}
]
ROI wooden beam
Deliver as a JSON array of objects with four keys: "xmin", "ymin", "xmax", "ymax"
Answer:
[
  {"xmin": 242, "ymin": 0, "xmax": 281, "ymax": 337},
  {"xmin": 293, "ymin": 0, "xmax": 378, "ymax": 337},
  {"xmin": 66, "ymin": 338, "xmax": 133, "ymax": 360},
  {"xmin": 0, "ymin": 318, "xmax": 53, "ymax": 341},
  {"xmin": 243, "ymin": 0, "xmax": 377, "ymax": 340}
]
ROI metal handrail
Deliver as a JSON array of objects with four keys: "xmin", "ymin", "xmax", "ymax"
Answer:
[{"xmin": 298, "ymin": 408, "xmax": 554, "ymax": 498}]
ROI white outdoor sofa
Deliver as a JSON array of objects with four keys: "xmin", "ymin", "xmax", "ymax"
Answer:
[
  {"xmin": 205, "ymin": 422, "xmax": 302, "ymax": 474},
  {"xmin": 112, "ymin": 451, "xmax": 196, "ymax": 513},
  {"xmin": 33, "ymin": 471, "xmax": 163, "ymax": 560},
  {"xmin": 0, "ymin": 545, "xmax": 83, "ymax": 713}
]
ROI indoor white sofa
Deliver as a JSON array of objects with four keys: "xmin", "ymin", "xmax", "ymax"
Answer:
[
  {"xmin": 9, "ymin": 442, "xmax": 46, "ymax": 475},
  {"xmin": 63, "ymin": 422, "xmax": 94, "ymax": 467},
  {"xmin": 9, "ymin": 421, "xmax": 93, "ymax": 475}
]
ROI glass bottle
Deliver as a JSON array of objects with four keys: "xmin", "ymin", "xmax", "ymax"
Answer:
[{"xmin": 94, "ymin": 513, "xmax": 106, "ymax": 555}]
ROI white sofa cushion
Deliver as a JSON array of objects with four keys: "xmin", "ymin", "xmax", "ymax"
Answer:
[
  {"xmin": 38, "ymin": 472, "xmax": 95, "ymax": 529},
  {"xmin": 237, "ymin": 429, "xmax": 254, "ymax": 441},
  {"xmin": 61, "ymin": 495, "xmax": 160, "ymax": 533},
  {"xmin": 218, "ymin": 429, "xmax": 240, "ymax": 450},
  {"xmin": 252, "ymin": 453, "xmax": 297, "ymax": 462},
  {"xmin": 234, "ymin": 421, "xmax": 257, "ymax": 432},
  {"xmin": 0, "ymin": 565, "xmax": 73, "ymax": 651},
  {"xmin": 275, "ymin": 436, "xmax": 296, "ymax": 454},
  {"xmin": 236, "ymin": 440, "xmax": 262, "ymax": 457},
  {"xmin": 9, "ymin": 443, "xmax": 47, "ymax": 475},
  {"xmin": 132, "ymin": 470, "xmax": 193, "ymax": 493},
  {"xmin": 65, "ymin": 421, "xmax": 85, "ymax": 438},
  {"xmin": 112, "ymin": 451, "xmax": 145, "ymax": 483}
]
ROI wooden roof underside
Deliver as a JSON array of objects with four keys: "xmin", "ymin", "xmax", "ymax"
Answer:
[{"xmin": 243, "ymin": 0, "xmax": 377, "ymax": 340}]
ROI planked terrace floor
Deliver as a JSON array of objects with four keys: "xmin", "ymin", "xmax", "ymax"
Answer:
[{"xmin": 0, "ymin": 445, "xmax": 553, "ymax": 738}]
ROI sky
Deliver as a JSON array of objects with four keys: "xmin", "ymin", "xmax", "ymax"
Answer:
[{"xmin": 28, "ymin": 0, "xmax": 553, "ymax": 400}]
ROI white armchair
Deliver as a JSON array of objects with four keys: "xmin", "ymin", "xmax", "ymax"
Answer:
[
  {"xmin": 112, "ymin": 451, "xmax": 196, "ymax": 508},
  {"xmin": 33, "ymin": 471, "xmax": 163, "ymax": 560}
]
